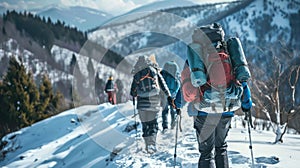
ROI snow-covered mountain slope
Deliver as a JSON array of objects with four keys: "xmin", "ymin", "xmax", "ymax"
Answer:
[
  {"xmin": 126, "ymin": 0, "xmax": 196, "ymax": 14},
  {"xmin": 88, "ymin": 1, "xmax": 242, "ymax": 64},
  {"xmin": 1, "ymin": 103, "xmax": 299, "ymax": 167},
  {"xmin": 0, "ymin": 38, "xmax": 131, "ymax": 103},
  {"xmin": 36, "ymin": 6, "xmax": 113, "ymax": 31}
]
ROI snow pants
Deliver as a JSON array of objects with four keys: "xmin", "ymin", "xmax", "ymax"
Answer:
[
  {"xmin": 162, "ymin": 104, "xmax": 176, "ymax": 129},
  {"xmin": 194, "ymin": 115, "xmax": 232, "ymax": 168},
  {"xmin": 138, "ymin": 110, "xmax": 159, "ymax": 147},
  {"xmin": 107, "ymin": 91, "xmax": 116, "ymax": 104}
]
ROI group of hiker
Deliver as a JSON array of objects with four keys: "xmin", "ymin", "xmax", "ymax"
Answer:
[{"xmin": 128, "ymin": 22, "xmax": 253, "ymax": 168}]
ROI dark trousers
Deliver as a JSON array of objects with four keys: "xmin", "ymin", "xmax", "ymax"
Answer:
[
  {"xmin": 139, "ymin": 110, "xmax": 158, "ymax": 146},
  {"xmin": 162, "ymin": 104, "xmax": 176, "ymax": 129},
  {"xmin": 194, "ymin": 115, "xmax": 232, "ymax": 168}
]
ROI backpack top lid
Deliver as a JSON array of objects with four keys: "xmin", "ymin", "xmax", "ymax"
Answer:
[
  {"xmin": 192, "ymin": 22, "xmax": 225, "ymax": 46},
  {"xmin": 132, "ymin": 55, "xmax": 158, "ymax": 74},
  {"xmin": 163, "ymin": 61, "xmax": 179, "ymax": 77}
]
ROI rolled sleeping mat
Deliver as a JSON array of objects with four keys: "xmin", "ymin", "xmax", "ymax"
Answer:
[
  {"xmin": 187, "ymin": 43, "xmax": 207, "ymax": 87},
  {"xmin": 227, "ymin": 37, "xmax": 251, "ymax": 82}
]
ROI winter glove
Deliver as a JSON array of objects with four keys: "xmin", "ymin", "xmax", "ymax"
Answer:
[
  {"xmin": 176, "ymin": 109, "xmax": 181, "ymax": 115},
  {"xmin": 241, "ymin": 82, "xmax": 252, "ymax": 112},
  {"xmin": 168, "ymin": 96, "xmax": 176, "ymax": 109}
]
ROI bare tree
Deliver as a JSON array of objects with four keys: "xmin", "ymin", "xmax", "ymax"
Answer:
[{"xmin": 251, "ymin": 45, "xmax": 300, "ymax": 143}]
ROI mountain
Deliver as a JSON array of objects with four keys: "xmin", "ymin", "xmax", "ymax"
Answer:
[
  {"xmin": 126, "ymin": 0, "xmax": 196, "ymax": 13},
  {"xmin": 0, "ymin": 11, "xmax": 130, "ymax": 106},
  {"xmin": 36, "ymin": 6, "xmax": 113, "ymax": 31},
  {"xmin": 87, "ymin": 0, "xmax": 300, "ymax": 130},
  {"xmin": 0, "ymin": 103, "xmax": 299, "ymax": 167},
  {"xmin": 88, "ymin": 0, "xmax": 249, "ymax": 66}
]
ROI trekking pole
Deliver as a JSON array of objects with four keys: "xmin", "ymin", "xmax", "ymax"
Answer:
[
  {"xmin": 133, "ymin": 97, "xmax": 139, "ymax": 150},
  {"xmin": 173, "ymin": 111, "xmax": 181, "ymax": 168},
  {"xmin": 245, "ymin": 109, "xmax": 255, "ymax": 168}
]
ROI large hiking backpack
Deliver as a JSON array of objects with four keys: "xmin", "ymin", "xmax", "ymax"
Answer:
[
  {"xmin": 161, "ymin": 61, "xmax": 180, "ymax": 98},
  {"xmin": 132, "ymin": 56, "xmax": 160, "ymax": 98},
  {"xmin": 188, "ymin": 23, "xmax": 234, "ymax": 89},
  {"xmin": 185, "ymin": 23, "xmax": 251, "ymax": 113}
]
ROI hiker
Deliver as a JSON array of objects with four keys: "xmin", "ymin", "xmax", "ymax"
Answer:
[
  {"xmin": 181, "ymin": 23, "xmax": 252, "ymax": 168},
  {"xmin": 105, "ymin": 75, "xmax": 117, "ymax": 105},
  {"xmin": 130, "ymin": 55, "xmax": 176, "ymax": 154},
  {"xmin": 160, "ymin": 61, "xmax": 182, "ymax": 133}
]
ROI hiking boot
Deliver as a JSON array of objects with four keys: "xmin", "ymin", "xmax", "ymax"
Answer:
[
  {"xmin": 146, "ymin": 145, "xmax": 157, "ymax": 154},
  {"xmin": 162, "ymin": 126, "xmax": 168, "ymax": 134}
]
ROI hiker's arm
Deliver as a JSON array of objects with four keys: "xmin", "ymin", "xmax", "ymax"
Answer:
[
  {"xmin": 130, "ymin": 75, "xmax": 138, "ymax": 97},
  {"xmin": 174, "ymin": 88, "xmax": 182, "ymax": 109},
  {"xmin": 157, "ymin": 70, "xmax": 171, "ymax": 97},
  {"xmin": 241, "ymin": 82, "xmax": 252, "ymax": 112},
  {"xmin": 157, "ymin": 70, "xmax": 177, "ymax": 108}
]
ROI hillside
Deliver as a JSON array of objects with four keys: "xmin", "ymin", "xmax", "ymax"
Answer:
[
  {"xmin": 87, "ymin": 0, "xmax": 300, "ymax": 131},
  {"xmin": 0, "ymin": 11, "xmax": 128, "ymax": 105},
  {"xmin": 0, "ymin": 0, "xmax": 299, "ymax": 136},
  {"xmin": 36, "ymin": 6, "xmax": 113, "ymax": 31},
  {"xmin": 1, "ymin": 103, "xmax": 299, "ymax": 167}
]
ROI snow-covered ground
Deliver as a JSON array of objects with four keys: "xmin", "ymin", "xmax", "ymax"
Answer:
[{"xmin": 1, "ymin": 102, "xmax": 299, "ymax": 168}]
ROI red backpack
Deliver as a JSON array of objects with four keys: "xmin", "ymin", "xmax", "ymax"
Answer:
[
  {"xmin": 182, "ymin": 23, "xmax": 235, "ymax": 103},
  {"xmin": 206, "ymin": 50, "xmax": 234, "ymax": 89}
]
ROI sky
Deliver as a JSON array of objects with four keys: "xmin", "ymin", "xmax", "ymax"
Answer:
[{"xmin": 0, "ymin": 0, "xmax": 236, "ymax": 15}]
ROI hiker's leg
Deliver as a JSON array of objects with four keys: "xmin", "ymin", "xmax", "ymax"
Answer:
[
  {"xmin": 194, "ymin": 116, "xmax": 216, "ymax": 168},
  {"xmin": 215, "ymin": 117, "xmax": 232, "ymax": 168},
  {"xmin": 170, "ymin": 106, "xmax": 176, "ymax": 129},
  {"xmin": 162, "ymin": 104, "xmax": 169, "ymax": 129}
]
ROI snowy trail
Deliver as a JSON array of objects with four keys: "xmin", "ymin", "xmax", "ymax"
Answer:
[
  {"xmin": 105, "ymin": 103, "xmax": 300, "ymax": 168},
  {"xmin": 1, "ymin": 102, "xmax": 300, "ymax": 168}
]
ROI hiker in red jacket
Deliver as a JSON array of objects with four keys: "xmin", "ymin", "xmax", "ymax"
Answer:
[{"xmin": 105, "ymin": 75, "xmax": 117, "ymax": 104}]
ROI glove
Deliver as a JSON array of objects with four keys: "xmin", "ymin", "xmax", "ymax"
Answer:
[
  {"xmin": 241, "ymin": 82, "xmax": 252, "ymax": 111},
  {"xmin": 176, "ymin": 109, "xmax": 181, "ymax": 115},
  {"xmin": 167, "ymin": 96, "xmax": 176, "ymax": 109}
]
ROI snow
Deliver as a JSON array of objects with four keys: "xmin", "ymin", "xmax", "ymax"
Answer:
[
  {"xmin": 51, "ymin": 45, "xmax": 74, "ymax": 67},
  {"xmin": 1, "ymin": 102, "xmax": 300, "ymax": 168}
]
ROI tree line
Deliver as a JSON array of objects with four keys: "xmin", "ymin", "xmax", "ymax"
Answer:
[{"xmin": 2, "ymin": 10, "xmax": 88, "ymax": 51}]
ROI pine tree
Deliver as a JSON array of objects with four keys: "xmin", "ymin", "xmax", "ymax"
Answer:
[
  {"xmin": 37, "ymin": 74, "xmax": 53, "ymax": 120},
  {"xmin": 51, "ymin": 91, "xmax": 64, "ymax": 113},
  {"xmin": 0, "ymin": 57, "xmax": 39, "ymax": 131},
  {"xmin": 87, "ymin": 58, "xmax": 95, "ymax": 80},
  {"xmin": 70, "ymin": 53, "xmax": 77, "ymax": 74}
]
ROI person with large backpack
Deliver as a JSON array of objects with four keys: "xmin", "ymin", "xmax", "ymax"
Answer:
[
  {"xmin": 105, "ymin": 75, "xmax": 117, "ymax": 105},
  {"xmin": 160, "ymin": 61, "xmax": 182, "ymax": 133},
  {"xmin": 181, "ymin": 22, "xmax": 253, "ymax": 168},
  {"xmin": 130, "ymin": 55, "xmax": 176, "ymax": 154}
]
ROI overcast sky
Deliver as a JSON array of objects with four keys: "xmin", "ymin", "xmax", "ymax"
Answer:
[{"xmin": 0, "ymin": 0, "xmax": 235, "ymax": 15}]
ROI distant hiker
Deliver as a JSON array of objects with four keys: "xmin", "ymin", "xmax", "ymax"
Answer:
[
  {"xmin": 160, "ymin": 61, "xmax": 182, "ymax": 133},
  {"xmin": 181, "ymin": 23, "xmax": 252, "ymax": 168},
  {"xmin": 105, "ymin": 75, "xmax": 117, "ymax": 105},
  {"xmin": 130, "ymin": 55, "xmax": 176, "ymax": 154}
]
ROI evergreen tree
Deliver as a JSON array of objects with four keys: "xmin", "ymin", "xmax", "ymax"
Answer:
[
  {"xmin": 70, "ymin": 53, "xmax": 77, "ymax": 74},
  {"xmin": 2, "ymin": 26, "xmax": 6, "ymax": 35},
  {"xmin": 87, "ymin": 58, "xmax": 95, "ymax": 80},
  {"xmin": 51, "ymin": 91, "xmax": 64, "ymax": 113},
  {"xmin": 37, "ymin": 74, "xmax": 53, "ymax": 120},
  {"xmin": 0, "ymin": 57, "xmax": 38, "ymax": 131}
]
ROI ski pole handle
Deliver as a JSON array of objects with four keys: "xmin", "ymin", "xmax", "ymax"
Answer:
[{"xmin": 243, "ymin": 109, "xmax": 253, "ymax": 128}]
